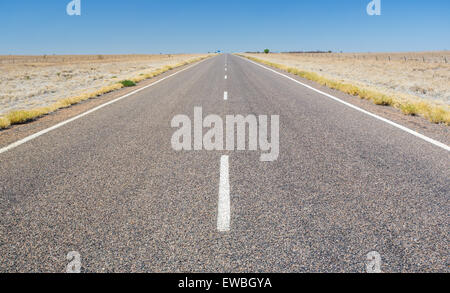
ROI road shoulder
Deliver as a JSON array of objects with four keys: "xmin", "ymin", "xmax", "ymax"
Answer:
[
  {"xmin": 237, "ymin": 55, "xmax": 450, "ymax": 146},
  {"xmin": 0, "ymin": 58, "xmax": 211, "ymax": 149}
]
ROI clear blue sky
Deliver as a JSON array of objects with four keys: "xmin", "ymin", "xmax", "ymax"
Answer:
[{"xmin": 1, "ymin": 0, "xmax": 449, "ymax": 54}]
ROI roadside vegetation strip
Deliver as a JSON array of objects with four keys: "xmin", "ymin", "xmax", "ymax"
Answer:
[
  {"xmin": 0, "ymin": 55, "xmax": 213, "ymax": 130},
  {"xmin": 237, "ymin": 54, "xmax": 450, "ymax": 125}
]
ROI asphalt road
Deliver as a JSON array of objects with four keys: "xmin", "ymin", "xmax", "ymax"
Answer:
[{"xmin": 0, "ymin": 54, "xmax": 448, "ymax": 273}]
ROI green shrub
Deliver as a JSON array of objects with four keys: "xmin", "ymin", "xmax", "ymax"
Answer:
[{"xmin": 120, "ymin": 80, "xmax": 136, "ymax": 87}]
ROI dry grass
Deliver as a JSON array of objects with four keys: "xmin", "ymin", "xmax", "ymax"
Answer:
[
  {"xmin": 239, "ymin": 53, "xmax": 450, "ymax": 125},
  {"xmin": 0, "ymin": 54, "xmax": 196, "ymax": 65},
  {"xmin": 0, "ymin": 55, "xmax": 212, "ymax": 129},
  {"xmin": 0, "ymin": 117, "xmax": 11, "ymax": 128}
]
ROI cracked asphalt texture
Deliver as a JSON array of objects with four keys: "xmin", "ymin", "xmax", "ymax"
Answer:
[{"xmin": 0, "ymin": 54, "xmax": 448, "ymax": 272}]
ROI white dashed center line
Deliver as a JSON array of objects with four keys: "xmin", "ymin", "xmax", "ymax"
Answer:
[
  {"xmin": 218, "ymin": 58, "xmax": 230, "ymax": 231},
  {"xmin": 217, "ymin": 155, "xmax": 230, "ymax": 232}
]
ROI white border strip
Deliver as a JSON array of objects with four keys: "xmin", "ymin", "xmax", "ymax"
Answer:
[
  {"xmin": 217, "ymin": 155, "xmax": 231, "ymax": 232},
  {"xmin": 0, "ymin": 58, "xmax": 211, "ymax": 155},
  {"xmin": 240, "ymin": 56, "xmax": 450, "ymax": 152}
]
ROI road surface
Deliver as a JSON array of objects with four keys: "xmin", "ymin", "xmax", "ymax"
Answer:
[{"xmin": 0, "ymin": 54, "xmax": 448, "ymax": 272}]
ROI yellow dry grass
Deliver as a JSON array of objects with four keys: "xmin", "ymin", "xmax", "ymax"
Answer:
[
  {"xmin": 0, "ymin": 54, "xmax": 198, "ymax": 65},
  {"xmin": 0, "ymin": 55, "xmax": 212, "ymax": 129},
  {"xmin": 0, "ymin": 117, "xmax": 11, "ymax": 129},
  {"xmin": 239, "ymin": 54, "xmax": 450, "ymax": 125}
]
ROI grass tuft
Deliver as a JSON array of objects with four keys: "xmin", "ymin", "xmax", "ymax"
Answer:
[
  {"xmin": 424, "ymin": 105, "xmax": 450, "ymax": 124},
  {"xmin": 6, "ymin": 109, "xmax": 46, "ymax": 124},
  {"xmin": 372, "ymin": 94, "xmax": 394, "ymax": 106},
  {"xmin": 0, "ymin": 117, "xmax": 11, "ymax": 129},
  {"xmin": 400, "ymin": 103, "xmax": 418, "ymax": 116},
  {"xmin": 120, "ymin": 80, "xmax": 136, "ymax": 87}
]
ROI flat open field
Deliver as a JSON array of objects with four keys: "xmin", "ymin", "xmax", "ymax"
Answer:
[
  {"xmin": 0, "ymin": 54, "xmax": 208, "ymax": 116},
  {"xmin": 242, "ymin": 52, "xmax": 450, "ymax": 107}
]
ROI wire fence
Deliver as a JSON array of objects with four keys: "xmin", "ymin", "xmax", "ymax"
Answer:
[
  {"xmin": 0, "ymin": 54, "xmax": 177, "ymax": 65},
  {"xmin": 278, "ymin": 52, "xmax": 450, "ymax": 64}
]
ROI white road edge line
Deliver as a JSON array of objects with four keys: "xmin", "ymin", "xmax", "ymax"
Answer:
[
  {"xmin": 240, "ymin": 56, "xmax": 450, "ymax": 152},
  {"xmin": 224, "ymin": 91, "xmax": 228, "ymax": 101},
  {"xmin": 217, "ymin": 155, "xmax": 231, "ymax": 232},
  {"xmin": 0, "ymin": 58, "xmax": 211, "ymax": 155}
]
